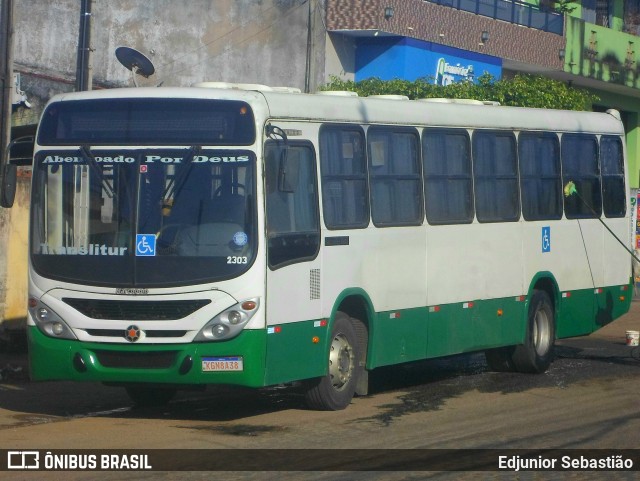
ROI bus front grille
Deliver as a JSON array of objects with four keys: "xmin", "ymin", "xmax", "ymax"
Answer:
[
  {"xmin": 63, "ymin": 298, "xmax": 210, "ymax": 320},
  {"xmin": 94, "ymin": 350, "xmax": 179, "ymax": 369},
  {"xmin": 85, "ymin": 329, "xmax": 188, "ymax": 339}
]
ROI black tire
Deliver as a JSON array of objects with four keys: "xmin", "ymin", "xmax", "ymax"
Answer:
[
  {"xmin": 485, "ymin": 346, "xmax": 516, "ymax": 372},
  {"xmin": 304, "ymin": 312, "xmax": 363, "ymax": 410},
  {"xmin": 125, "ymin": 386, "xmax": 177, "ymax": 407},
  {"xmin": 512, "ymin": 290, "xmax": 555, "ymax": 373}
]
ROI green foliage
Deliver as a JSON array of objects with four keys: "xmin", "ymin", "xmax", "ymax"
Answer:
[
  {"xmin": 320, "ymin": 74, "xmax": 598, "ymax": 111},
  {"xmin": 554, "ymin": 0, "xmax": 577, "ymax": 14}
]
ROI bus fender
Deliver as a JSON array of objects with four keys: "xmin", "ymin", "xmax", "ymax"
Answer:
[
  {"xmin": 326, "ymin": 288, "xmax": 375, "ymax": 393},
  {"xmin": 526, "ymin": 272, "xmax": 560, "ymax": 313}
]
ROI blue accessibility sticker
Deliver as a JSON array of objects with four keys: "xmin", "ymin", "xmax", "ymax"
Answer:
[
  {"xmin": 136, "ymin": 234, "xmax": 156, "ymax": 256},
  {"xmin": 541, "ymin": 226, "xmax": 550, "ymax": 253}
]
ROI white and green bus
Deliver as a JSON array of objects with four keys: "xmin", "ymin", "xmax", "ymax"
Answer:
[{"xmin": 13, "ymin": 83, "xmax": 632, "ymax": 410}]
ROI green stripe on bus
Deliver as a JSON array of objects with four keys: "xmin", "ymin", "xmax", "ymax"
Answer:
[{"xmin": 264, "ymin": 318, "xmax": 328, "ymax": 385}]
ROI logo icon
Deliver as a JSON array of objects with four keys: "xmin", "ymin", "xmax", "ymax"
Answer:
[
  {"xmin": 233, "ymin": 231, "xmax": 248, "ymax": 246},
  {"xmin": 125, "ymin": 325, "xmax": 141, "ymax": 342},
  {"xmin": 7, "ymin": 451, "xmax": 39, "ymax": 469},
  {"xmin": 136, "ymin": 234, "xmax": 156, "ymax": 256}
]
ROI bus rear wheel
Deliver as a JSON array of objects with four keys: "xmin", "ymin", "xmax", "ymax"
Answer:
[
  {"xmin": 304, "ymin": 312, "xmax": 363, "ymax": 411},
  {"xmin": 512, "ymin": 290, "xmax": 555, "ymax": 373}
]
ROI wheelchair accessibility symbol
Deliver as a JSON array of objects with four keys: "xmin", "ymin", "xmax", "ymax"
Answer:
[
  {"xmin": 542, "ymin": 226, "xmax": 551, "ymax": 253},
  {"xmin": 136, "ymin": 234, "xmax": 156, "ymax": 257}
]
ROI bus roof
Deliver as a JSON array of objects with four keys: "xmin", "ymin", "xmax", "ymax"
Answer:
[
  {"xmin": 258, "ymin": 91, "xmax": 624, "ymax": 135},
  {"xmin": 46, "ymin": 86, "xmax": 624, "ymax": 136}
]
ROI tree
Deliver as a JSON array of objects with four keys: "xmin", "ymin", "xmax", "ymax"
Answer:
[{"xmin": 321, "ymin": 74, "xmax": 598, "ymax": 111}]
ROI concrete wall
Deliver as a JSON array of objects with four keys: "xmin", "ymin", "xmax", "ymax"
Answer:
[
  {"xmin": 14, "ymin": 0, "xmax": 325, "ymax": 96},
  {"xmin": 0, "ymin": 0, "xmax": 327, "ymax": 333}
]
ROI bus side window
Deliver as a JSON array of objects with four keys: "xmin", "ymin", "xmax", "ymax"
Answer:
[
  {"xmin": 423, "ymin": 128, "xmax": 474, "ymax": 225},
  {"xmin": 600, "ymin": 136, "xmax": 626, "ymax": 218},
  {"xmin": 472, "ymin": 131, "xmax": 520, "ymax": 223},
  {"xmin": 265, "ymin": 141, "xmax": 320, "ymax": 269},
  {"xmin": 519, "ymin": 132, "xmax": 562, "ymax": 221},
  {"xmin": 368, "ymin": 127, "xmax": 423, "ymax": 227},
  {"xmin": 562, "ymin": 134, "xmax": 601, "ymax": 219},
  {"xmin": 319, "ymin": 125, "xmax": 369, "ymax": 229}
]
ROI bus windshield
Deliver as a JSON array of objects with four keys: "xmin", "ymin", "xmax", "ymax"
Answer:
[{"xmin": 30, "ymin": 148, "xmax": 257, "ymax": 287}]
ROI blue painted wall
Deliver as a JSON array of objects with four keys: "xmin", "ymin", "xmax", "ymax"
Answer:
[{"xmin": 355, "ymin": 37, "xmax": 502, "ymax": 84}]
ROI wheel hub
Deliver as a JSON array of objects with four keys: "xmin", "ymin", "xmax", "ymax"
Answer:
[{"xmin": 328, "ymin": 333, "xmax": 355, "ymax": 391}]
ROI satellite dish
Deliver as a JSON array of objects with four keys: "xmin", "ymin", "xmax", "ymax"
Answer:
[{"xmin": 115, "ymin": 46, "xmax": 155, "ymax": 87}]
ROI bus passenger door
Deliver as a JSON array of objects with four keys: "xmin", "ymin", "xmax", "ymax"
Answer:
[{"xmin": 263, "ymin": 140, "xmax": 324, "ymax": 385}]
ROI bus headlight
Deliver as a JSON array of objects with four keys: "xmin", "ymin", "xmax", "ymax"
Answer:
[
  {"xmin": 211, "ymin": 324, "xmax": 229, "ymax": 338},
  {"xmin": 29, "ymin": 298, "xmax": 77, "ymax": 340},
  {"xmin": 194, "ymin": 298, "xmax": 260, "ymax": 342},
  {"xmin": 228, "ymin": 310, "xmax": 242, "ymax": 325}
]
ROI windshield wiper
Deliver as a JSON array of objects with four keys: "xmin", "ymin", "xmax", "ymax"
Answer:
[
  {"xmin": 80, "ymin": 145, "xmax": 115, "ymax": 198},
  {"xmin": 161, "ymin": 145, "xmax": 202, "ymax": 207}
]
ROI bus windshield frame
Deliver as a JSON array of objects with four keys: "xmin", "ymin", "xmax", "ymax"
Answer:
[
  {"xmin": 37, "ymin": 98, "xmax": 256, "ymax": 146},
  {"xmin": 30, "ymin": 97, "xmax": 259, "ymax": 288}
]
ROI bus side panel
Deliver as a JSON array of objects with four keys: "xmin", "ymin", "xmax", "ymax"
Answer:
[
  {"xmin": 426, "ymin": 223, "xmax": 524, "ymax": 313},
  {"xmin": 363, "ymin": 226, "xmax": 428, "ymax": 368},
  {"xmin": 425, "ymin": 296, "xmax": 526, "ymax": 359},
  {"xmin": 368, "ymin": 307, "xmax": 428, "ymax": 368},
  {"xmin": 264, "ymin": 258, "xmax": 325, "ymax": 385},
  {"xmin": 594, "ymin": 284, "xmax": 633, "ymax": 329},
  {"xmin": 556, "ymin": 284, "xmax": 632, "ymax": 339},
  {"xmin": 523, "ymin": 220, "xmax": 609, "ymax": 338},
  {"xmin": 473, "ymin": 296, "xmax": 527, "ymax": 349},
  {"xmin": 320, "ymin": 226, "xmax": 428, "ymax": 369},
  {"xmin": 425, "ymin": 222, "xmax": 525, "ymax": 358},
  {"xmin": 599, "ymin": 216, "xmax": 633, "ymax": 329},
  {"xmin": 425, "ymin": 302, "xmax": 473, "ymax": 359},
  {"xmin": 263, "ymin": 318, "xmax": 327, "ymax": 386},
  {"xmin": 602, "ymin": 217, "xmax": 631, "ymax": 289},
  {"xmin": 555, "ymin": 289, "xmax": 596, "ymax": 338}
]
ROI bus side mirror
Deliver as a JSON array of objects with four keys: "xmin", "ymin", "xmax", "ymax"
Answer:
[
  {"xmin": 1, "ymin": 136, "xmax": 34, "ymax": 208},
  {"xmin": 8, "ymin": 136, "xmax": 34, "ymax": 166},
  {"xmin": 278, "ymin": 150, "xmax": 299, "ymax": 193},
  {"xmin": 1, "ymin": 162, "xmax": 17, "ymax": 208}
]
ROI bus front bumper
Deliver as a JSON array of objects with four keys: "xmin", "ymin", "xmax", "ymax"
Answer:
[{"xmin": 27, "ymin": 326, "xmax": 267, "ymax": 388}]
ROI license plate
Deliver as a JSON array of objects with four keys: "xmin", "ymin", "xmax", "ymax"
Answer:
[{"xmin": 202, "ymin": 356, "xmax": 244, "ymax": 372}]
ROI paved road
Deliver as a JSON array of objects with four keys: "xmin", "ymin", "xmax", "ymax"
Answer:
[{"xmin": 0, "ymin": 301, "xmax": 639, "ymax": 481}]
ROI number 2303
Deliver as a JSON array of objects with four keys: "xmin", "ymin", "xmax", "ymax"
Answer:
[{"xmin": 227, "ymin": 256, "xmax": 248, "ymax": 264}]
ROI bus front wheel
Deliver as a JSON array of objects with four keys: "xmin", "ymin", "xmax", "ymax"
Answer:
[
  {"xmin": 512, "ymin": 290, "xmax": 555, "ymax": 373},
  {"xmin": 304, "ymin": 312, "xmax": 363, "ymax": 411}
]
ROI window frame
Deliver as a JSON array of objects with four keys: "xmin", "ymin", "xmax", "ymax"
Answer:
[
  {"xmin": 319, "ymin": 124, "xmax": 370, "ymax": 230},
  {"xmin": 264, "ymin": 139, "xmax": 321, "ymax": 270},
  {"xmin": 518, "ymin": 131, "xmax": 563, "ymax": 221},
  {"xmin": 367, "ymin": 125, "xmax": 424, "ymax": 227},
  {"xmin": 422, "ymin": 127, "xmax": 475, "ymax": 225},
  {"xmin": 600, "ymin": 135, "xmax": 626, "ymax": 219},
  {"xmin": 472, "ymin": 130, "xmax": 521, "ymax": 223},
  {"xmin": 561, "ymin": 133, "xmax": 602, "ymax": 219}
]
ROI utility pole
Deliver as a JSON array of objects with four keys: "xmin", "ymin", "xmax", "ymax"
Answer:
[
  {"xmin": 0, "ymin": 0, "xmax": 14, "ymax": 169},
  {"xmin": 304, "ymin": 0, "xmax": 313, "ymax": 93},
  {"xmin": 304, "ymin": 0, "xmax": 324, "ymax": 94},
  {"xmin": 76, "ymin": 0, "xmax": 93, "ymax": 91}
]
